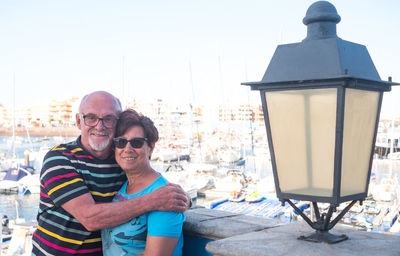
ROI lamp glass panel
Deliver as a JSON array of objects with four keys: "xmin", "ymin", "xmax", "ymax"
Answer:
[
  {"xmin": 341, "ymin": 89, "xmax": 380, "ymax": 196},
  {"xmin": 266, "ymin": 88, "xmax": 337, "ymax": 197}
]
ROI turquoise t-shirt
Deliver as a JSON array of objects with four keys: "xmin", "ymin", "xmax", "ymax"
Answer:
[{"xmin": 102, "ymin": 175, "xmax": 185, "ymax": 256}]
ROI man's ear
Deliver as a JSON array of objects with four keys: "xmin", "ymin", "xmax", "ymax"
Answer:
[{"xmin": 76, "ymin": 113, "xmax": 82, "ymax": 130}]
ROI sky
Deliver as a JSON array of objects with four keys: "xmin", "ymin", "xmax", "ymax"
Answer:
[{"xmin": 0, "ymin": 0, "xmax": 399, "ymax": 117}]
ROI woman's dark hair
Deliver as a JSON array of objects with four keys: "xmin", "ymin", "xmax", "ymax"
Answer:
[{"xmin": 116, "ymin": 109, "xmax": 159, "ymax": 149}]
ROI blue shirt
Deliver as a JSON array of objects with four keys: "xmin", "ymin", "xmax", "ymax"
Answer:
[{"xmin": 102, "ymin": 175, "xmax": 185, "ymax": 256}]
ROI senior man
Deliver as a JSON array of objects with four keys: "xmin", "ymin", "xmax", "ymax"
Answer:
[{"xmin": 32, "ymin": 91, "xmax": 189, "ymax": 256}]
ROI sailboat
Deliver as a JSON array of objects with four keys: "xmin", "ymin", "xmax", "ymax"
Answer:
[{"xmin": 0, "ymin": 73, "xmax": 39, "ymax": 195}]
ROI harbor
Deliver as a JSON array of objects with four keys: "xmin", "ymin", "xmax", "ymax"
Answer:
[{"xmin": 1, "ymin": 123, "xmax": 400, "ymax": 254}]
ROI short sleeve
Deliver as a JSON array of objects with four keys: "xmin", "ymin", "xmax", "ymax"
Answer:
[
  {"xmin": 40, "ymin": 148, "xmax": 89, "ymax": 206},
  {"xmin": 147, "ymin": 211, "xmax": 185, "ymax": 237}
]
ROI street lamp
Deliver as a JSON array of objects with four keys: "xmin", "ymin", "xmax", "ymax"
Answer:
[{"xmin": 242, "ymin": 1, "xmax": 398, "ymax": 243}]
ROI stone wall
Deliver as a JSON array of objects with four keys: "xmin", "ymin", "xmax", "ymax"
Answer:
[{"xmin": 183, "ymin": 207, "xmax": 400, "ymax": 256}]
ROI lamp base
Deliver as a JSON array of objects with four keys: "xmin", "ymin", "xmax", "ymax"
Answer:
[{"xmin": 298, "ymin": 230, "xmax": 348, "ymax": 244}]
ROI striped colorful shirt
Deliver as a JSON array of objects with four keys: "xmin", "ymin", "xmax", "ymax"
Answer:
[{"xmin": 32, "ymin": 137, "xmax": 127, "ymax": 256}]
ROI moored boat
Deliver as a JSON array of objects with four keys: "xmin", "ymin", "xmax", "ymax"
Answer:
[
  {"xmin": 382, "ymin": 206, "xmax": 399, "ymax": 232},
  {"xmin": 0, "ymin": 165, "xmax": 37, "ymax": 194}
]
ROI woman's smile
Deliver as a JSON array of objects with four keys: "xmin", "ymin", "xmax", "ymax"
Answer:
[{"xmin": 121, "ymin": 156, "xmax": 137, "ymax": 161}]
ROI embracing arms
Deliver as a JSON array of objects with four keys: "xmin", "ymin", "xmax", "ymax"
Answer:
[{"xmin": 62, "ymin": 183, "xmax": 189, "ymax": 231}]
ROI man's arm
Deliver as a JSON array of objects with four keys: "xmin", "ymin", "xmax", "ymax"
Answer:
[{"xmin": 62, "ymin": 183, "xmax": 189, "ymax": 231}]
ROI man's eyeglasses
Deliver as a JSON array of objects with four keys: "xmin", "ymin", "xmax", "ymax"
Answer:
[
  {"xmin": 113, "ymin": 137, "xmax": 148, "ymax": 149},
  {"xmin": 80, "ymin": 113, "xmax": 118, "ymax": 128}
]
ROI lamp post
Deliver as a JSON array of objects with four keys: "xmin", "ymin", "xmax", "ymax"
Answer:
[{"xmin": 242, "ymin": 1, "xmax": 398, "ymax": 243}]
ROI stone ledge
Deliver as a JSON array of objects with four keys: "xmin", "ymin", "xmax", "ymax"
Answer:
[
  {"xmin": 206, "ymin": 221, "xmax": 400, "ymax": 256},
  {"xmin": 183, "ymin": 207, "xmax": 279, "ymax": 240}
]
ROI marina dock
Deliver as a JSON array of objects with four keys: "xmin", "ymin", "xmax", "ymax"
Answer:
[{"xmin": 0, "ymin": 127, "xmax": 80, "ymax": 137}]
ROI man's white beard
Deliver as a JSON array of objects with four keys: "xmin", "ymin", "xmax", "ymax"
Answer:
[{"xmin": 89, "ymin": 136, "xmax": 111, "ymax": 151}]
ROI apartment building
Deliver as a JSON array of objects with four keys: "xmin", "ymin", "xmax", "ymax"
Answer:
[{"xmin": 0, "ymin": 97, "xmax": 80, "ymax": 127}]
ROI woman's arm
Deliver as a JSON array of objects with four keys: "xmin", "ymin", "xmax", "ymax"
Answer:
[
  {"xmin": 143, "ymin": 236, "xmax": 179, "ymax": 256},
  {"xmin": 142, "ymin": 206, "xmax": 185, "ymax": 256}
]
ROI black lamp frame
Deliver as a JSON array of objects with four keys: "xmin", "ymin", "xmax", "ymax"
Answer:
[{"xmin": 245, "ymin": 77, "xmax": 395, "ymax": 243}]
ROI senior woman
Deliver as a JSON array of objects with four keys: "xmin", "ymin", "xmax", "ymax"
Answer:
[{"xmin": 102, "ymin": 109, "xmax": 185, "ymax": 256}]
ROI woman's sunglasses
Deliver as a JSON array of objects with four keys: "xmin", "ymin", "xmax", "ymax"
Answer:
[{"xmin": 113, "ymin": 137, "xmax": 148, "ymax": 149}]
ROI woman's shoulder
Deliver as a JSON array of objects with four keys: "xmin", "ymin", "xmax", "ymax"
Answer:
[
  {"xmin": 147, "ymin": 174, "xmax": 168, "ymax": 190},
  {"xmin": 132, "ymin": 174, "xmax": 168, "ymax": 197},
  {"xmin": 156, "ymin": 175, "xmax": 169, "ymax": 185}
]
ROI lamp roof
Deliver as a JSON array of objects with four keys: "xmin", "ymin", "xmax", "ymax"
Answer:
[{"xmin": 243, "ymin": 1, "xmax": 397, "ymax": 88}]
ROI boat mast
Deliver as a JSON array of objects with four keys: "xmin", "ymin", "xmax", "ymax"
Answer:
[
  {"xmin": 121, "ymin": 55, "xmax": 127, "ymax": 108},
  {"xmin": 244, "ymin": 60, "xmax": 255, "ymax": 157},
  {"xmin": 217, "ymin": 51, "xmax": 224, "ymax": 151},
  {"xmin": 12, "ymin": 72, "xmax": 16, "ymax": 159},
  {"xmin": 389, "ymin": 114, "xmax": 394, "ymax": 177},
  {"xmin": 188, "ymin": 59, "xmax": 202, "ymax": 158}
]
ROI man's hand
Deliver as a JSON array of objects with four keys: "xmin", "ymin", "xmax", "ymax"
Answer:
[{"xmin": 147, "ymin": 182, "xmax": 190, "ymax": 212}]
